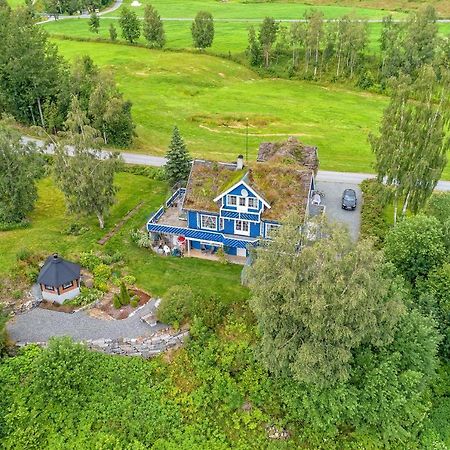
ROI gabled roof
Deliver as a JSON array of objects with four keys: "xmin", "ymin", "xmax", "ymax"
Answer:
[
  {"xmin": 37, "ymin": 254, "xmax": 80, "ymax": 287},
  {"xmin": 212, "ymin": 176, "xmax": 271, "ymax": 209},
  {"xmin": 183, "ymin": 152, "xmax": 314, "ymax": 222}
]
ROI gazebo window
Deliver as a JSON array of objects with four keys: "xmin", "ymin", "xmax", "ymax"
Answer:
[
  {"xmin": 44, "ymin": 285, "xmax": 54, "ymax": 291},
  {"xmin": 62, "ymin": 281, "xmax": 74, "ymax": 289}
]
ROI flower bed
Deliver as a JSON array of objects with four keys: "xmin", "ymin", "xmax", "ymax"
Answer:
[{"xmin": 95, "ymin": 288, "xmax": 151, "ymax": 320}]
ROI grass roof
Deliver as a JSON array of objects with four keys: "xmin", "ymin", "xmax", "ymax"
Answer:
[{"xmin": 183, "ymin": 158, "xmax": 312, "ymax": 221}]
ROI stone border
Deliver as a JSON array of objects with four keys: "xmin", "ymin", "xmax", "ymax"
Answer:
[{"xmin": 15, "ymin": 330, "xmax": 189, "ymax": 358}]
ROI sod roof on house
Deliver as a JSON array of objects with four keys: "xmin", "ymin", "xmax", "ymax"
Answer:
[{"xmin": 183, "ymin": 157, "xmax": 313, "ymax": 221}]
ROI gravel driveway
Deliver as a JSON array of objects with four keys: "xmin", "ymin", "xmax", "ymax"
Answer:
[
  {"xmin": 315, "ymin": 181, "xmax": 362, "ymax": 241},
  {"xmin": 7, "ymin": 299, "xmax": 166, "ymax": 343}
]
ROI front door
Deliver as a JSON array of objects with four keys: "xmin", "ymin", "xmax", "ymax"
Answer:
[{"xmin": 237, "ymin": 247, "xmax": 246, "ymax": 257}]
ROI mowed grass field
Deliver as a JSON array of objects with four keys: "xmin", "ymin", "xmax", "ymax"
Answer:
[
  {"xmin": 43, "ymin": 19, "xmax": 450, "ymax": 55},
  {"xmin": 52, "ymin": 38, "xmax": 394, "ymax": 174},
  {"xmin": 104, "ymin": 0, "xmax": 407, "ymax": 20},
  {"xmin": 0, "ymin": 174, "xmax": 247, "ymax": 300}
]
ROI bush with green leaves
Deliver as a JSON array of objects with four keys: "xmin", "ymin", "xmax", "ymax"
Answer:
[
  {"xmin": 157, "ymin": 285, "xmax": 193, "ymax": 327},
  {"xmin": 65, "ymin": 287, "xmax": 103, "ymax": 307},
  {"xmin": 384, "ymin": 214, "xmax": 446, "ymax": 283},
  {"xmin": 0, "ymin": 305, "xmax": 8, "ymax": 356},
  {"xmin": 79, "ymin": 251, "xmax": 102, "ymax": 272},
  {"xmin": 63, "ymin": 222, "xmax": 89, "ymax": 236},
  {"xmin": 130, "ymin": 229, "xmax": 152, "ymax": 249},
  {"xmin": 93, "ymin": 264, "xmax": 112, "ymax": 292}
]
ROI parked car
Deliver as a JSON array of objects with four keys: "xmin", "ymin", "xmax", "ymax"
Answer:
[{"xmin": 342, "ymin": 189, "xmax": 357, "ymax": 210}]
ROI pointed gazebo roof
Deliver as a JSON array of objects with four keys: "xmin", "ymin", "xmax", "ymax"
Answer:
[{"xmin": 37, "ymin": 254, "xmax": 80, "ymax": 287}]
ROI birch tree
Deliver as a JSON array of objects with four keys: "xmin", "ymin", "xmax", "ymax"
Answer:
[
  {"xmin": 369, "ymin": 68, "xmax": 449, "ymax": 222},
  {"xmin": 54, "ymin": 99, "xmax": 122, "ymax": 229},
  {"xmin": 258, "ymin": 17, "xmax": 278, "ymax": 68}
]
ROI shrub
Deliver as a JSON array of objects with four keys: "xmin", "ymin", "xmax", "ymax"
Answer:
[
  {"xmin": 119, "ymin": 282, "xmax": 130, "ymax": 306},
  {"xmin": 65, "ymin": 287, "xmax": 103, "ymax": 307},
  {"xmin": 120, "ymin": 164, "xmax": 165, "ymax": 180},
  {"xmin": 130, "ymin": 229, "xmax": 152, "ymax": 249},
  {"xmin": 0, "ymin": 219, "xmax": 30, "ymax": 231},
  {"xmin": 157, "ymin": 285, "xmax": 193, "ymax": 326},
  {"xmin": 360, "ymin": 179, "xmax": 390, "ymax": 248},
  {"xmin": 113, "ymin": 294, "xmax": 121, "ymax": 309},
  {"xmin": 190, "ymin": 293, "xmax": 227, "ymax": 330},
  {"xmin": 216, "ymin": 247, "xmax": 228, "ymax": 264},
  {"xmin": 121, "ymin": 275, "xmax": 136, "ymax": 286},
  {"xmin": 93, "ymin": 264, "xmax": 112, "ymax": 292},
  {"xmin": 101, "ymin": 251, "xmax": 123, "ymax": 265},
  {"xmin": 63, "ymin": 222, "xmax": 89, "ymax": 236},
  {"xmin": 79, "ymin": 251, "xmax": 102, "ymax": 271},
  {"xmin": 130, "ymin": 296, "xmax": 139, "ymax": 308}
]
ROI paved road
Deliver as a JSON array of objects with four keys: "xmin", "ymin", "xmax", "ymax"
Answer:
[
  {"xmin": 7, "ymin": 298, "xmax": 165, "ymax": 342},
  {"xmin": 24, "ymin": 136, "xmax": 450, "ymax": 191}
]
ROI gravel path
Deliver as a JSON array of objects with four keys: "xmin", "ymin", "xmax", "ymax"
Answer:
[{"xmin": 7, "ymin": 299, "xmax": 166, "ymax": 343}]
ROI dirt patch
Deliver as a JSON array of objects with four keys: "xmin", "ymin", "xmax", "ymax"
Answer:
[
  {"xmin": 39, "ymin": 300, "xmax": 77, "ymax": 314},
  {"xmin": 94, "ymin": 288, "xmax": 151, "ymax": 320}
]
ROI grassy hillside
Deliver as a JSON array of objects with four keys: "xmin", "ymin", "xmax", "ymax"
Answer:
[
  {"xmin": 51, "ymin": 38, "xmax": 394, "ymax": 174},
  {"xmin": 104, "ymin": 0, "xmax": 407, "ymax": 20},
  {"xmin": 42, "ymin": 19, "xmax": 450, "ymax": 55}
]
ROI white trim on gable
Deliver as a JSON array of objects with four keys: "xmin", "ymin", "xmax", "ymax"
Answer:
[{"xmin": 213, "ymin": 178, "xmax": 270, "ymax": 209}]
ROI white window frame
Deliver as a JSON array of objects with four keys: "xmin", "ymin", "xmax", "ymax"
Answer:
[
  {"xmin": 62, "ymin": 281, "xmax": 74, "ymax": 289},
  {"xmin": 227, "ymin": 195, "xmax": 237, "ymax": 206},
  {"xmin": 44, "ymin": 284, "xmax": 54, "ymax": 291},
  {"xmin": 248, "ymin": 197, "xmax": 258, "ymax": 209},
  {"xmin": 235, "ymin": 219, "xmax": 250, "ymax": 236},
  {"xmin": 238, "ymin": 197, "xmax": 246, "ymax": 207},
  {"xmin": 265, "ymin": 223, "xmax": 280, "ymax": 238},
  {"xmin": 200, "ymin": 214, "xmax": 218, "ymax": 231}
]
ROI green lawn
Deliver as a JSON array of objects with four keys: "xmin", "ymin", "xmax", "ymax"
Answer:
[
  {"xmin": 0, "ymin": 174, "xmax": 247, "ymax": 300},
  {"xmin": 104, "ymin": 0, "xmax": 407, "ymax": 20},
  {"xmin": 50, "ymin": 38, "xmax": 394, "ymax": 174}
]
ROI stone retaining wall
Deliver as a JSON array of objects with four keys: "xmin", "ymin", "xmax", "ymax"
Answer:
[{"xmin": 16, "ymin": 330, "xmax": 189, "ymax": 358}]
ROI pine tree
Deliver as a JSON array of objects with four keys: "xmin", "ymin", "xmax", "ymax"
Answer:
[
  {"xmin": 143, "ymin": 4, "xmax": 165, "ymax": 48},
  {"xmin": 89, "ymin": 12, "xmax": 100, "ymax": 34},
  {"xmin": 164, "ymin": 126, "xmax": 192, "ymax": 187}
]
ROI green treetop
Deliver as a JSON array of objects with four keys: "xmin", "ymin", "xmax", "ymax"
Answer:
[{"xmin": 164, "ymin": 126, "xmax": 192, "ymax": 187}]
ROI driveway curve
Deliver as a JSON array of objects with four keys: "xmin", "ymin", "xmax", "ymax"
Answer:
[{"xmin": 7, "ymin": 299, "xmax": 165, "ymax": 343}]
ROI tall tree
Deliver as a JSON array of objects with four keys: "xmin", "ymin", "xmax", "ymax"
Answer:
[
  {"xmin": 248, "ymin": 216, "xmax": 406, "ymax": 386},
  {"xmin": 305, "ymin": 10, "xmax": 324, "ymax": 77},
  {"xmin": 119, "ymin": 7, "xmax": 141, "ymax": 44},
  {"xmin": 164, "ymin": 126, "xmax": 192, "ymax": 187},
  {"xmin": 191, "ymin": 11, "xmax": 214, "ymax": 50},
  {"xmin": 369, "ymin": 67, "xmax": 449, "ymax": 222},
  {"xmin": 258, "ymin": 17, "xmax": 278, "ymax": 68},
  {"xmin": 0, "ymin": 7, "xmax": 68, "ymax": 128},
  {"xmin": 54, "ymin": 97, "xmax": 122, "ymax": 229},
  {"xmin": 143, "ymin": 4, "xmax": 165, "ymax": 48},
  {"xmin": 0, "ymin": 126, "xmax": 42, "ymax": 224},
  {"xmin": 89, "ymin": 11, "xmax": 100, "ymax": 34},
  {"xmin": 247, "ymin": 26, "xmax": 262, "ymax": 66}
]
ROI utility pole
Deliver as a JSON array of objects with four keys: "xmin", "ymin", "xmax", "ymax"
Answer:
[{"xmin": 245, "ymin": 117, "xmax": 249, "ymax": 164}]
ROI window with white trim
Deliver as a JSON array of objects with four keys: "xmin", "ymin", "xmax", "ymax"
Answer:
[
  {"xmin": 44, "ymin": 285, "xmax": 54, "ymax": 291},
  {"xmin": 235, "ymin": 220, "xmax": 250, "ymax": 235},
  {"xmin": 201, "ymin": 215, "xmax": 217, "ymax": 230},
  {"xmin": 219, "ymin": 218, "xmax": 224, "ymax": 230},
  {"xmin": 228, "ymin": 195, "xmax": 237, "ymax": 206},
  {"xmin": 62, "ymin": 281, "xmax": 74, "ymax": 289},
  {"xmin": 238, "ymin": 197, "xmax": 246, "ymax": 207},
  {"xmin": 248, "ymin": 197, "xmax": 258, "ymax": 208},
  {"xmin": 266, "ymin": 223, "xmax": 280, "ymax": 237}
]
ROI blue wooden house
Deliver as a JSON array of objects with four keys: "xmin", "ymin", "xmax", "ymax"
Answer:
[{"xmin": 147, "ymin": 138, "xmax": 318, "ymax": 262}]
